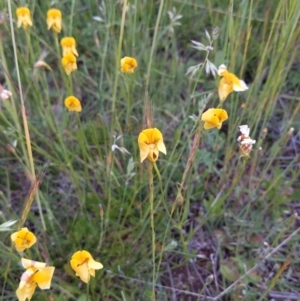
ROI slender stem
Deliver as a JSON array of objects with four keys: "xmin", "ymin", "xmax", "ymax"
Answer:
[
  {"xmin": 148, "ymin": 162, "xmax": 156, "ymax": 301},
  {"xmin": 7, "ymin": 0, "xmax": 46, "ymax": 230},
  {"xmin": 111, "ymin": 0, "xmax": 128, "ymax": 117},
  {"xmin": 96, "ymin": 204, "xmax": 104, "ymax": 252},
  {"xmin": 70, "ymin": 0, "xmax": 76, "ymax": 35},
  {"xmin": 153, "ymin": 163, "xmax": 173, "ymax": 221},
  {"xmin": 86, "ymin": 282, "xmax": 89, "ymax": 301},
  {"xmin": 103, "ymin": 0, "xmax": 128, "ymax": 255},
  {"xmin": 145, "ymin": 0, "xmax": 165, "ymax": 90},
  {"xmin": 0, "ymin": 35, "xmax": 29, "ymax": 170},
  {"xmin": 153, "ymin": 162, "xmax": 173, "ymax": 284}
]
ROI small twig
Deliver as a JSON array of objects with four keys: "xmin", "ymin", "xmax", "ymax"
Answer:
[
  {"xmin": 166, "ymin": 263, "xmax": 176, "ymax": 301},
  {"xmin": 269, "ymin": 290, "xmax": 300, "ymax": 300},
  {"xmin": 210, "ymin": 253, "xmax": 219, "ymax": 294},
  {"xmin": 212, "ymin": 225, "xmax": 300, "ymax": 300}
]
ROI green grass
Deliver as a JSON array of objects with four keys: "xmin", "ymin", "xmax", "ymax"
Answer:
[{"xmin": 1, "ymin": 0, "xmax": 300, "ymax": 300}]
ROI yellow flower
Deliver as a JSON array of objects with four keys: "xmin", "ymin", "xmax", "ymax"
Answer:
[
  {"xmin": 16, "ymin": 258, "xmax": 55, "ymax": 301},
  {"xmin": 120, "ymin": 56, "xmax": 137, "ymax": 73},
  {"xmin": 70, "ymin": 250, "xmax": 103, "ymax": 283},
  {"xmin": 61, "ymin": 37, "xmax": 78, "ymax": 57},
  {"xmin": 11, "ymin": 227, "xmax": 37, "ymax": 252},
  {"xmin": 61, "ymin": 53, "xmax": 77, "ymax": 75},
  {"xmin": 217, "ymin": 64, "xmax": 248, "ymax": 102},
  {"xmin": 47, "ymin": 8, "xmax": 62, "ymax": 33},
  {"xmin": 201, "ymin": 108, "xmax": 228, "ymax": 130},
  {"xmin": 138, "ymin": 128, "xmax": 167, "ymax": 163},
  {"xmin": 64, "ymin": 96, "xmax": 82, "ymax": 112},
  {"xmin": 16, "ymin": 7, "xmax": 33, "ymax": 29}
]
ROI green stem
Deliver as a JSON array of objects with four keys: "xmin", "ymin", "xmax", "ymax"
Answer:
[
  {"xmin": 96, "ymin": 204, "xmax": 104, "ymax": 252},
  {"xmin": 111, "ymin": 0, "xmax": 128, "ymax": 121},
  {"xmin": 153, "ymin": 163, "xmax": 173, "ymax": 221},
  {"xmin": 70, "ymin": 0, "xmax": 76, "ymax": 36},
  {"xmin": 103, "ymin": 0, "xmax": 128, "ymax": 253},
  {"xmin": 145, "ymin": 0, "xmax": 165, "ymax": 90},
  {"xmin": 148, "ymin": 162, "xmax": 156, "ymax": 301},
  {"xmin": 86, "ymin": 282, "xmax": 89, "ymax": 301},
  {"xmin": 7, "ymin": 0, "xmax": 46, "ymax": 230}
]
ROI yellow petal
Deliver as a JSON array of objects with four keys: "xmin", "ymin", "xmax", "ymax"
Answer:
[
  {"xmin": 33, "ymin": 267, "xmax": 55, "ymax": 289},
  {"xmin": 87, "ymin": 257, "xmax": 103, "ymax": 270},
  {"xmin": 233, "ymin": 79, "xmax": 248, "ymax": 91},
  {"xmin": 21, "ymin": 258, "xmax": 46, "ymax": 269},
  {"xmin": 201, "ymin": 109, "xmax": 214, "ymax": 122},
  {"xmin": 76, "ymin": 263, "xmax": 90, "ymax": 283},
  {"xmin": 148, "ymin": 148, "xmax": 159, "ymax": 162},
  {"xmin": 139, "ymin": 143, "xmax": 150, "ymax": 163},
  {"xmin": 204, "ymin": 122, "xmax": 219, "ymax": 130},
  {"xmin": 218, "ymin": 78, "xmax": 233, "ymax": 102},
  {"xmin": 156, "ymin": 140, "xmax": 166, "ymax": 155},
  {"xmin": 151, "ymin": 128, "xmax": 163, "ymax": 141},
  {"xmin": 19, "ymin": 268, "xmax": 35, "ymax": 289},
  {"xmin": 77, "ymin": 250, "xmax": 103, "ymax": 270},
  {"xmin": 17, "ymin": 19, "xmax": 22, "ymax": 28},
  {"xmin": 70, "ymin": 250, "xmax": 84, "ymax": 271},
  {"xmin": 216, "ymin": 109, "xmax": 228, "ymax": 122},
  {"xmin": 16, "ymin": 282, "xmax": 37, "ymax": 301},
  {"xmin": 138, "ymin": 131, "xmax": 150, "ymax": 144},
  {"xmin": 89, "ymin": 268, "xmax": 95, "ymax": 277},
  {"xmin": 72, "ymin": 46, "xmax": 79, "ymax": 57}
]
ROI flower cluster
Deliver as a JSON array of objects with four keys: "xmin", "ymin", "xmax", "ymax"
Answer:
[
  {"xmin": 11, "ymin": 228, "xmax": 103, "ymax": 301},
  {"xmin": 61, "ymin": 36, "xmax": 78, "ymax": 76},
  {"xmin": 11, "ymin": 8, "xmax": 257, "ymax": 301},
  {"xmin": 16, "ymin": 7, "xmax": 62, "ymax": 32},
  {"xmin": 16, "ymin": 7, "xmax": 81, "ymax": 112}
]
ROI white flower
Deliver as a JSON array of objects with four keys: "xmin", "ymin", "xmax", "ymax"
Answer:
[
  {"xmin": 237, "ymin": 125, "xmax": 256, "ymax": 157},
  {"xmin": 237, "ymin": 125, "xmax": 256, "ymax": 144},
  {"xmin": 240, "ymin": 138, "xmax": 256, "ymax": 145},
  {"xmin": 0, "ymin": 88, "xmax": 12, "ymax": 100},
  {"xmin": 238, "ymin": 124, "xmax": 250, "ymax": 137}
]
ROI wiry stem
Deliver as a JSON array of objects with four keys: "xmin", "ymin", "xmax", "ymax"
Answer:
[
  {"xmin": 7, "ymin": 0, "xmax": 46, "ymax": 231},
  {"xmin": 148, "ymin": 162, "xmax": 156, "ymax": 300}
]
